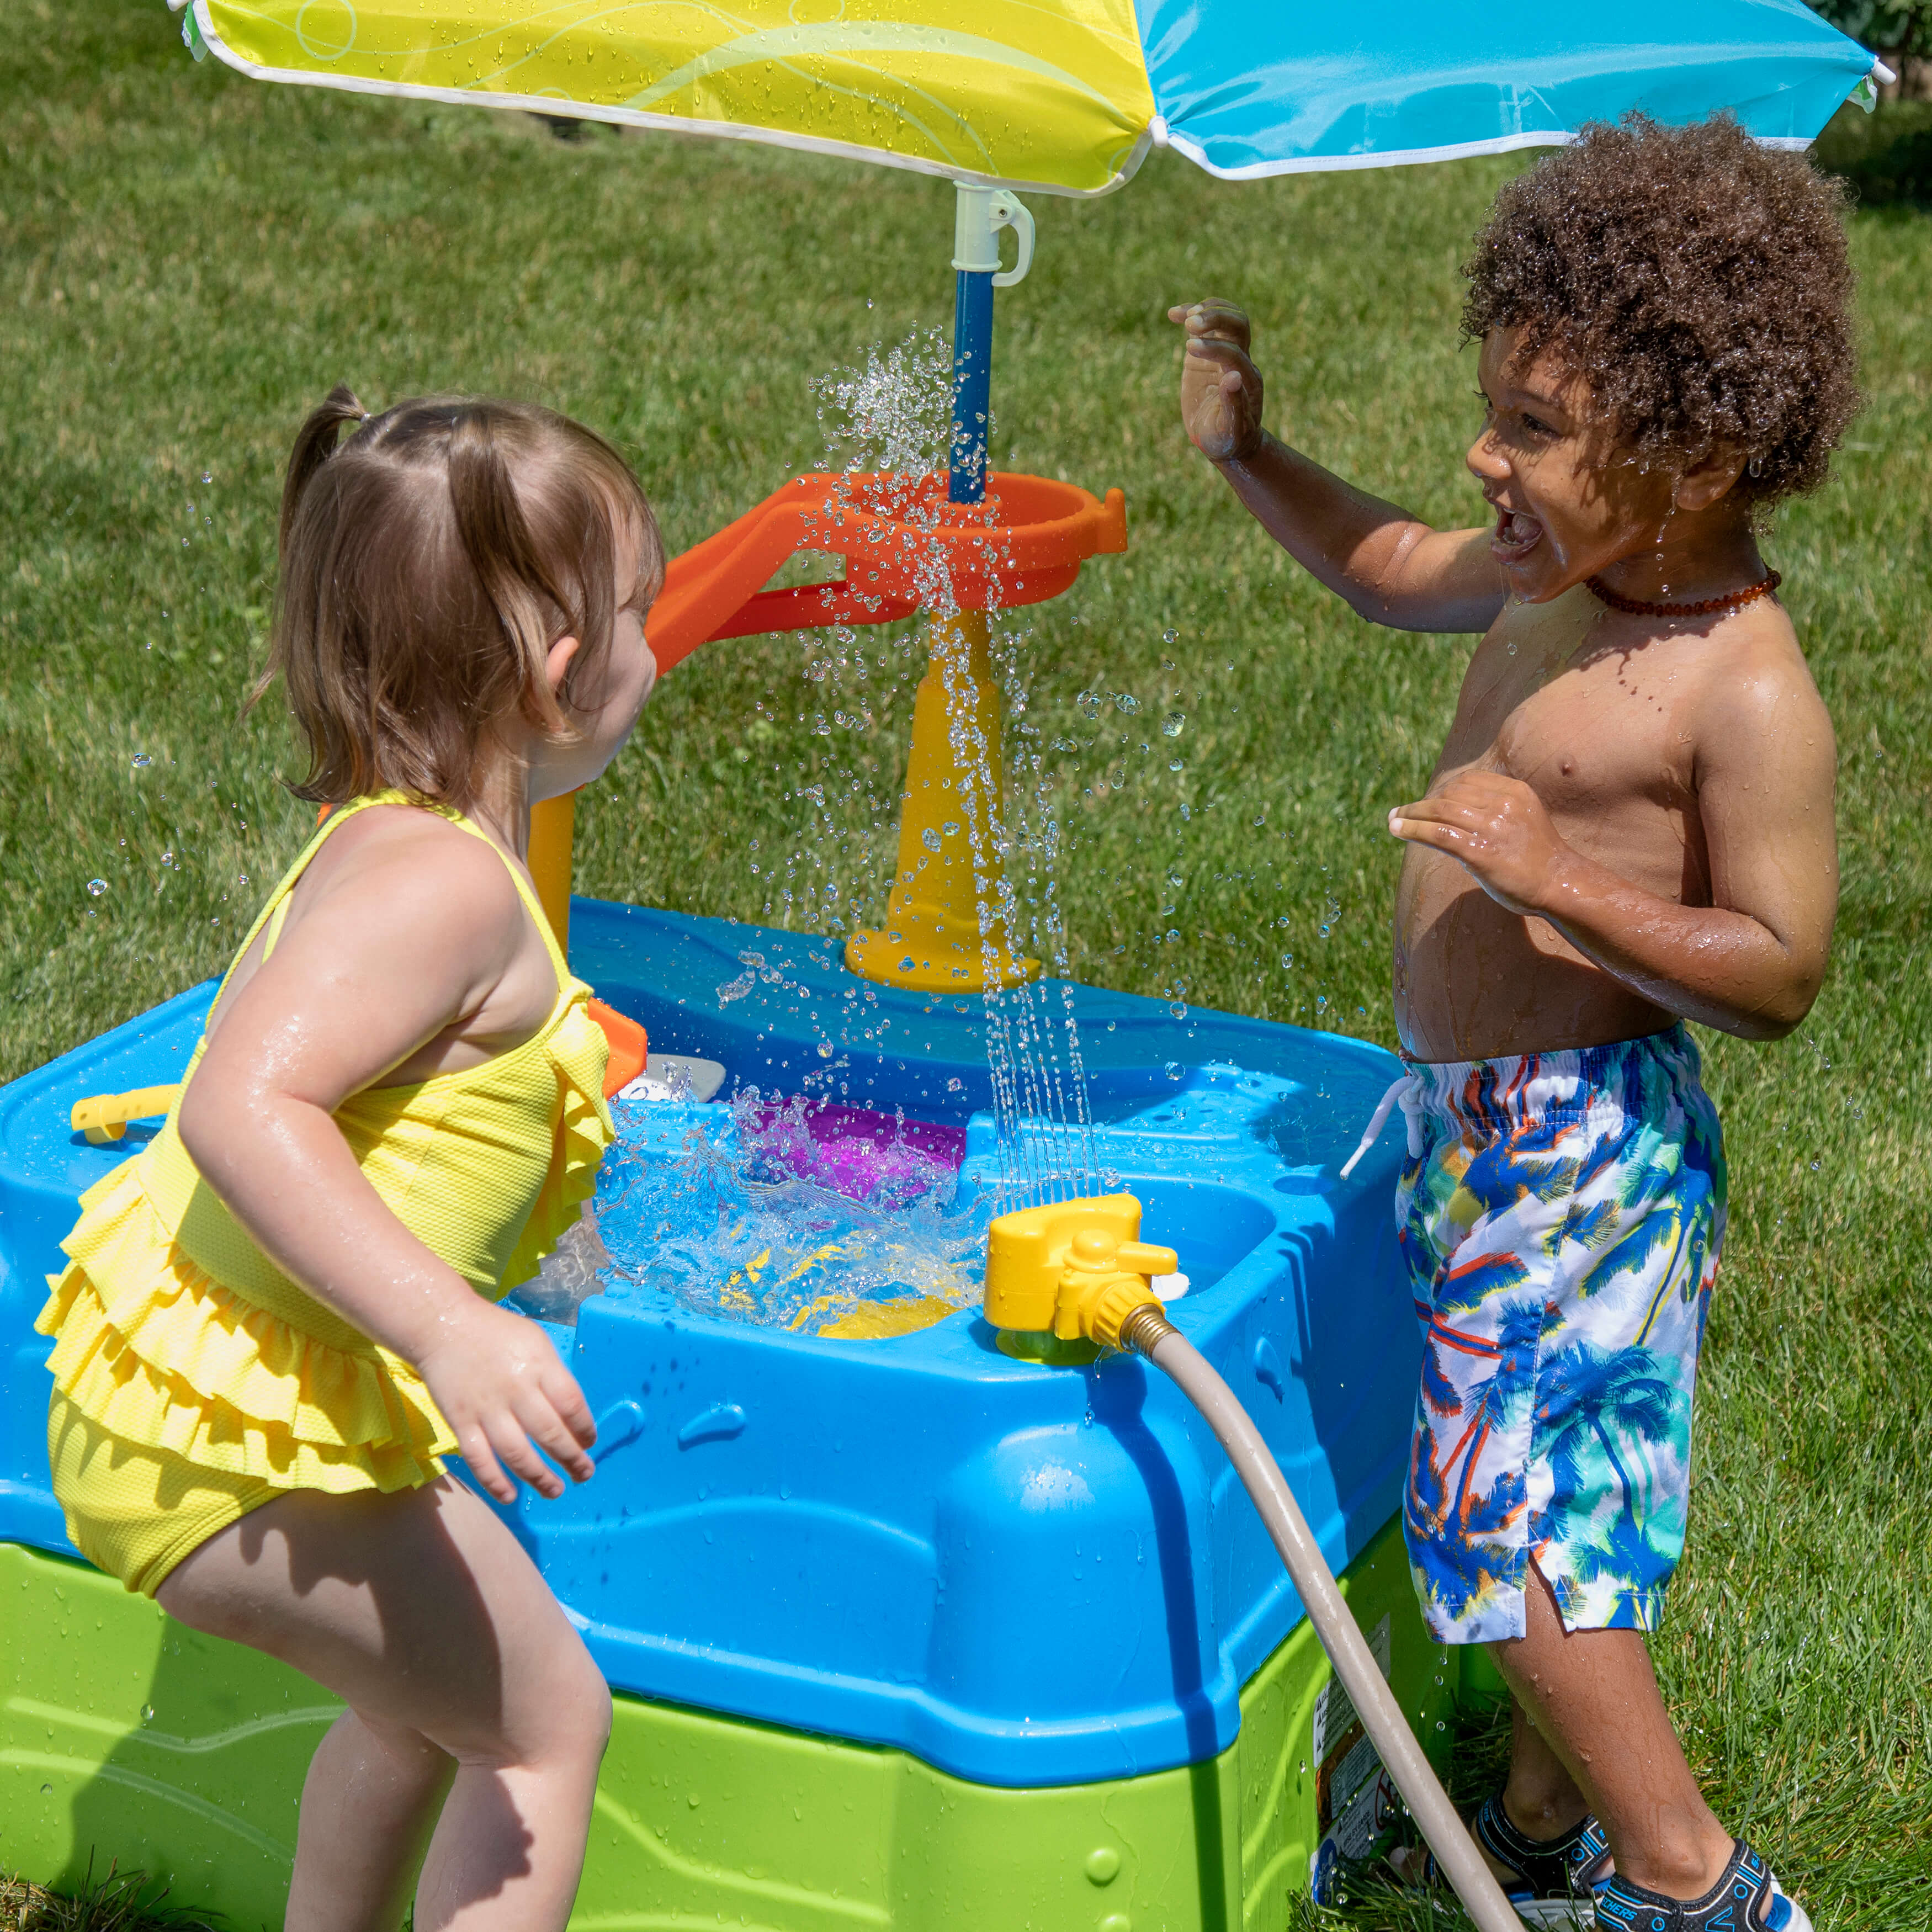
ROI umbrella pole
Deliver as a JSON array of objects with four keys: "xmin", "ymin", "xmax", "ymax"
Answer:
[
  {"xmin": 845, "ymin": 186, "xmax": 1045, "ymax": 992},
  {"xmin": 948, "ymin": 250, "xmax": 994, "ymax": 507},
  {"xmin": 947, "ymin": 183, "xmax": 1034, "ymax": 506}
]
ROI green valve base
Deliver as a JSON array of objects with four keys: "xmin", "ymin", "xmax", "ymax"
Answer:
[{"xmin": 0, "ymin": 1522, "xmax": 1484, "ymax": 1929}]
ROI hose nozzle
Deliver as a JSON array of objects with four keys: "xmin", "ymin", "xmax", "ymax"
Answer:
[{"xmin": 984, "ymin": 1193, "xmax": 1177, "ymax": 1353}]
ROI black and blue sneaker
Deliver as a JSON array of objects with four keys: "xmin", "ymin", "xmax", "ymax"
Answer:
[
  {"xmin": 1403, "ymin": 1792, "xmax": 1614, "ymax": 1923},
  {"xmin": 1471, "ymin": 1793, "xmax": 1616, "ymax": 1925},
  {"xmin": 1595, "ymin": 1840, "xmax": 1811, "ymax": 1932}
]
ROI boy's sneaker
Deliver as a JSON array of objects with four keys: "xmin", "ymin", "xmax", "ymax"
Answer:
[
  {"xmin": 1595, "ymin": 1840, "xmax": 1811, "ymax": 1932},
  {"xmin": 1395, "ymin": 1793, "xmax": 1613, "ymax": 1923},
  {"xmin": 1471, "ymin": 1794, "xmax": 1616, "ymax": 1925}
]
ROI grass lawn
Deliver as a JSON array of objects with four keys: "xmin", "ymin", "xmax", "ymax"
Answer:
[{"xmin": 2, "ymin": 3, "xmax": 1928, "ymax": 1926}]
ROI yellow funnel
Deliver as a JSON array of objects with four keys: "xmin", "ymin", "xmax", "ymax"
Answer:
[{"xmin": 845, "ymin": 609, "xmax": 1039, "ymax": 994}]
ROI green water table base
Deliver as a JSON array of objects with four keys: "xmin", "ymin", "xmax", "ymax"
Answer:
[{"xmin": 0, "ymin": 1521, "xmax": 1475, "ymax": 1930}]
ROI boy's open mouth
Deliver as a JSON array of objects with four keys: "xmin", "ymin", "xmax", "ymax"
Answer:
[{"xmin": 1490, "ymin": 505, "xmax": 1543, "ymax": 562}]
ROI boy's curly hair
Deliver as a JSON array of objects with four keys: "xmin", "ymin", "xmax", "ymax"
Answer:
[{"xmin": 1463, "ymin": 114, "xmax": 1858, "ymax": 505}]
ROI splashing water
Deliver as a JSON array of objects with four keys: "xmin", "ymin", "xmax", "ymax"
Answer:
[
  {"xmin": 808, "ymin": 330, "xmax": 1101, "ymax": 1203},
  {"xmin": 513, "ymin": 1089, "xmax": 990, "ymax": 1334},
  {"xmin": 513, "ymin": 335, "xmax": 1124, "ymax": 1336}
]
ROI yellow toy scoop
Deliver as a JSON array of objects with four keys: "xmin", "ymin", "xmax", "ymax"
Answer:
[{"xmin": 70, "ymin": 1086, "xmax": 181, "ymax": 1145}]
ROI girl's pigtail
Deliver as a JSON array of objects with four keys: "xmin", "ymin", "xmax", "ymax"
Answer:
[
  {"xmin": 278, "ymin": 383, "xmax": 370, "ymax": 557},
  {"xmin": 447, "ymin": 413, "xmax": 578, "ymax": 737}
]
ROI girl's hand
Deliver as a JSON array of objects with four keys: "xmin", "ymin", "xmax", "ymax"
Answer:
[
  {"xmin": 1167, "ymin": 299, "xmax": 1266, "ymax": 464},
  {"xmin": 413, "ymin": 1300, "xmax": 598, "ymax": 1503},
  {"xmin": 1388, "ymin": 772, "xmax": 1572, "ymax": 916}
]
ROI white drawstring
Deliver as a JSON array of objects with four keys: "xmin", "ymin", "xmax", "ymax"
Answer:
[{"xmin": 1339, "ymin": 1070, "xmax": 1423, "ymax": 1179}]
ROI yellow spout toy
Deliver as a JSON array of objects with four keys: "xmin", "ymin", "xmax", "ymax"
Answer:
[{"xmin": 983, "ymin": 1193, "xmax": 1176, "ymax": 1351}]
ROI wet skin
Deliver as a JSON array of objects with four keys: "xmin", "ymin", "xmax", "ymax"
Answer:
[
  {"xmin": 1168, "ymin": 300, "xmax": 1838, "ymax": 1064},
  {"xmin": 1169, "ymin": 299, "xmax": 1839, "ymax": 1901}
]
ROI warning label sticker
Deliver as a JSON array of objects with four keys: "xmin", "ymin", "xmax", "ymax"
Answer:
[{"xmin": 1308, "ymin": 1614, "xmax": 1398, "ymax": 1903}]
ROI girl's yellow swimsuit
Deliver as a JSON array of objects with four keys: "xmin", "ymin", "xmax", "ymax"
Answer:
[{"xmin": 35, "ymin": 794, "xmax": 613, "ymax": 1596}]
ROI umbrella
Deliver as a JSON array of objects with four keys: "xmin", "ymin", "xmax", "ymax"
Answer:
[
  {"xmin": 164, "ymin": 0, "xmax": 1882, "ymax": 974},
  {"xmin": 161, "ymin": 0, "xmax": 1882, "ymax": 967},
  {"xmin": 174, "ymin": 0, "xmax": 1875, "ymax": 197}
]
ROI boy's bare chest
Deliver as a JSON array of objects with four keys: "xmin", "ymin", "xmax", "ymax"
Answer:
[{"xmin": 1432, "ymin": 597, "xmax": 1700, "ymax": 824}]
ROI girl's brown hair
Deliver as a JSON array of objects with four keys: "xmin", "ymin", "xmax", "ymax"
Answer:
[{"xmin": 257, "ymin": 385, "xmax": 664, "ymax": 810}]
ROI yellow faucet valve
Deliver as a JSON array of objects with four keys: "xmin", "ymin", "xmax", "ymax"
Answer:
[{"xmin": 984, "ymin": 1194, "xmax": 1177, "ymax": 1354}]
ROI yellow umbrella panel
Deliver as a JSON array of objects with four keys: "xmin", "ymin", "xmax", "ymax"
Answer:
[{"xmin": 187, "ymin": 0, "xmax": 1157, "ymax": 194}]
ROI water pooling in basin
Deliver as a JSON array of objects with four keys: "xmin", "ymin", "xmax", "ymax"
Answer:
[{"xmin": 510, "ymin": 1088, "xmax": 991, "ymax": 1336}]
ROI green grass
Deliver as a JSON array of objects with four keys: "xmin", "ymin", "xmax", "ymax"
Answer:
[
  {"xmin": 1817, "ymin": 95, "xmax": 1932, "ymax": 204},
  {"xmin": 0, "ymin": 1860, "xmax": 221, "ymax": 1931},
  {"xmin": 2, "ymin": 4, "xmax": 1929, "ymax": 1928}
]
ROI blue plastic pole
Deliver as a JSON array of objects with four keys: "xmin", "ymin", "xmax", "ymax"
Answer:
[{"xmin": 949, "ymin": 267, "xmax": 994, "ymax": 507}]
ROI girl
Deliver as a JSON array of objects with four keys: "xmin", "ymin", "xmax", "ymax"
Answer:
[{"xmin": 38, "ymin": 386, "xmax": 663, "ymax": 1931}]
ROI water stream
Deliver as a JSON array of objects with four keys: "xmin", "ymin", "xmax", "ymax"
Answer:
[{"xmin": 516, "ymin": 332, "xmax": 1106, "ymax": 1333}]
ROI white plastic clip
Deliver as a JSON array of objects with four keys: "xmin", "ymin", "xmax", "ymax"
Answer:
[{"xmin": 953, "ymin": 184, "xmax": 1036, "ymax": 290}]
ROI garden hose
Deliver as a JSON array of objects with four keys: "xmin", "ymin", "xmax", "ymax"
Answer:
[{"xmin": 1115, "ymin": 1303, "xmax": 1521, "ymax": 1932}]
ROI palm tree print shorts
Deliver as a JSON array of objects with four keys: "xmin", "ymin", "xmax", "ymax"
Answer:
[{"xmin": 1394, "ymin": 1025, "xmax": 1726, "ymax": 1644}]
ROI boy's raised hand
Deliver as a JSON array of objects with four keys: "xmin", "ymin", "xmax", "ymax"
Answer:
[{"xmin": 1169, "ymin": 299, "xmax": 1265, "ymax": 464}]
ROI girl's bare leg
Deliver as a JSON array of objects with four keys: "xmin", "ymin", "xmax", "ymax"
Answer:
[
  {"xmin": 288, "ymin": 1708, "xmax": 456, "ymax": 1926},
  {"xmin": 158, "ymin": 1477, "xmax": 611, "ymax": 1932}
]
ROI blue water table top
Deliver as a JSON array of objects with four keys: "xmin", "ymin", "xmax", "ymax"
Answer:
[{"xmin": 0, "ymin": 900, "xmax": 1416, "ymax": 1789}]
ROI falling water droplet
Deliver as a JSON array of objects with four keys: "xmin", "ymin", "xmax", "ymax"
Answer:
[
  {"xmin": 1162, "ymin": 712, "xmax": 1185, "ymax": 737},
  {"xmin": 86, "ymin": 879, "xmax": 106, "ymax": 897},
  {"xmin": 131, "ymin": 752, "xmax": 152, "ymax": 768}
]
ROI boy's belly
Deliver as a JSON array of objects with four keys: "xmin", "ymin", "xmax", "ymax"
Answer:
[{"xmin": 1393, "ymin": 846, "xmax": 1675, "ymax": 1062}]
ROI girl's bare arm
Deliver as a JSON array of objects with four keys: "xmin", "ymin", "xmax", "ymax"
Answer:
[{"xmin": 177, "ymin": 821, "xmax": 596, "ymax": 1500}]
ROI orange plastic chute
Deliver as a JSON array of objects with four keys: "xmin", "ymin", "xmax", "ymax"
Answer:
[
  {"xmin": 646, "ymin": 470, "xmax": 1126, "ymax": 673},
  {"xmin": 587, "ymin": 999, "xmax": 647, "ymax": 1097}
]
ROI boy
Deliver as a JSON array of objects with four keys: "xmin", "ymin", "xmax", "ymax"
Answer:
[{"xmin": 1172, "ymin": 116, "xmax": 1853, "ymax": 1932}]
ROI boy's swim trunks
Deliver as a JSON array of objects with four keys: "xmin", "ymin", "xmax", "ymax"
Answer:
[{"xmin": 1393, "ymin": 1025, "xmax": 1725, "ymax": 1644}]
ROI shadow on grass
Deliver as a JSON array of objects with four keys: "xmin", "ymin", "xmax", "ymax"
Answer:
[{"xmin": 1287, "ymin": 1690, "xmax": 1512, "ymax": 1932}]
